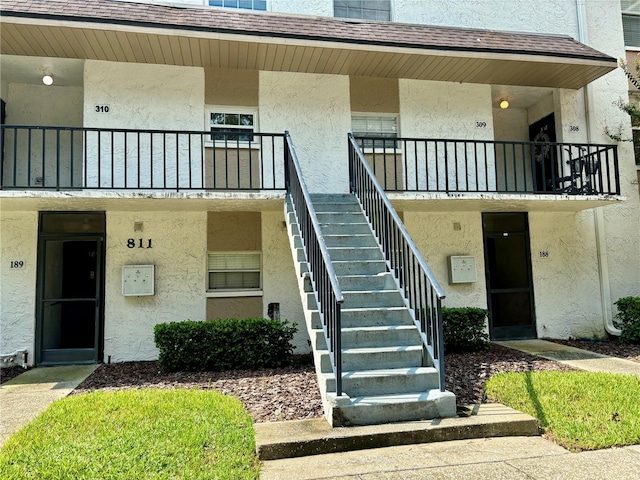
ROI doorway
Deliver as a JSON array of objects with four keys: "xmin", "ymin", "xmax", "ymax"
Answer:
[
  {"xmin": 529, "ymin": 113, "xmax": 558, "ymax": 192},
  {"xmin": 36, "ymin": 212, "xmax": 105, "ymax": 364},
  {"xmin": 483, "ymin": 212, "xmax": 536, "ymax": 340}
]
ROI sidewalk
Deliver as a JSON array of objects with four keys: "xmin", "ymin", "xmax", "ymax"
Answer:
[
  {"xmin": 0, "ymin": 364, "xmax": 98, "ymax": 448},
  {"xmin": 260, "ymin": 436, "xmax": 640, "ymax": 479},
  {"xmin": 259, "ymin": 340, "xmax": 640, "ymax": 479}
]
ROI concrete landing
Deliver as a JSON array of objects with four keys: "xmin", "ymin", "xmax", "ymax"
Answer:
[
  {"xmin": 497, "ymin": 339, "xmax": 640, "ymax": 376},
  {"xmin": 0, "ymin": 364, "xmax": 99, "ymax": 448},
  {"xmin": 255, "ymin": 403, "xmax": 538, "ymax": 460}
]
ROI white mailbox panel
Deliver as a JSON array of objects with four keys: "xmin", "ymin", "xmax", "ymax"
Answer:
[
  {"xmin": 448, "ymin": 256, "xmax": 477, "ymax": 284},
  {"xmin": 122, "ymin": 265, "xmax": 155, "ymax": 296}
]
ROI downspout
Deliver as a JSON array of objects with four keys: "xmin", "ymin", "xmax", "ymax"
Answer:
[{"xmin": 576, "ymin": 0, "xmax": 621, "ymax": 336}]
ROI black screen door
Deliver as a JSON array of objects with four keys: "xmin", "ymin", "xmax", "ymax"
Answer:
[
  {"xmin": 36, "ymin": 213, "xmax": 105, "ymax": 364},
  {"xmin": 483, "ymin": 213, "xmax": 536, "ymax": 340}
]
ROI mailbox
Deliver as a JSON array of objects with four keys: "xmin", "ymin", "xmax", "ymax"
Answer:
[
  {"xmin": 122, "ymin": 265, "xmax": 155, "ymax": 296},
  {"xmin": 448, "ymin": 256, "xmax": 477, "ymax": 284}
]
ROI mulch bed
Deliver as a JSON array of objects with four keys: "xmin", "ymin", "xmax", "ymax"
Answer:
[
  {"xmin": 0, "ymin": 366, "xmax": 29, "ymax": 385},
  {"xmin": 4, "ymin": 339, "xmax": 639, "ymax": 423}
]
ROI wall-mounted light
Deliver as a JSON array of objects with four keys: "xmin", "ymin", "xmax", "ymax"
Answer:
[
  {"xmin": 42, "ymin": 74, "xmax": 54, "ymax": 86},
  {"xmin": 499, "ymin": 99, "xmax": 509, "ymax": 109}
]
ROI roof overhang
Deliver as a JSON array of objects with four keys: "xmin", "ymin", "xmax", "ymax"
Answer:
[{"xmin": 0, "ymin": 0, "xmax": 618, "ymax": 89}]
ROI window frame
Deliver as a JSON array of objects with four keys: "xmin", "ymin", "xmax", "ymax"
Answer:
[
  {"xmin": 334, "ymin": 0, "xmax": 392, "ymax": 21},
  {"xmin": 622, "ymin": 1, "xmax": 640, "ymax": 48},
  {"xmin": 204, "ymin": 106, "xmax": 260, "ymax": 148},
  {"xmin": 206, "ymin": 251, "xmax": 262, "ymax": 297},
  {"xmin": 351, "ymin": 112, "xmax": 400, "ymax": 152},
  {"xmin": 208, "ymin": 0, "xmax": 268, "ymax": 11}
]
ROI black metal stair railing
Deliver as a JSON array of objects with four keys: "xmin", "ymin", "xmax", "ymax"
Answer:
[
  {"xmin": 352, "ymin": 136, "xmax": 620, "ymax": 196},
  {"xmin": 284, "ymin": 132, "xmax": 345, "ymax": 395},
  {"xmin": 0, "ymin": 125, "xmax": 286, "ymax": 191},
  {"xmin": 348, "ymin": 134, "xmax": 448, "ymax": 391}
]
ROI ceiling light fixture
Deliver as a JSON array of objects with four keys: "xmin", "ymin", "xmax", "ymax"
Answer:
[
  {"xmin": 42, "ymin": 74, "xmax": 54, "ymax": 86},
  {"xmin": 499, "ymin": 99, "xmax": 509, "ymax": 109}
]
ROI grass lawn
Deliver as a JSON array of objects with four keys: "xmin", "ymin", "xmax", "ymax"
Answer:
[
  {"xmin": 0, "ymin": 389, "xmax": 259, "ymax": 480},
  {"xmin": 485, "ymin": 371, "xmax": 640, "ymax": 452}
]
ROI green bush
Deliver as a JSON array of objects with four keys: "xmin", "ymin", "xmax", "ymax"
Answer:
[
  {"xmin": 442, "ymin": 307, "xmax": 490, "ymax": 353},
  {"xmin": 615, "ymin": 297, "xmax": 640, "ymax": 345},
  {"xmin": 154, "ymin": 318, "xmax": 297, "ymax": 372}
]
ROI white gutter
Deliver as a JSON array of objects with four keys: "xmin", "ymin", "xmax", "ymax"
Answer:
[{"xmin": 576, "ymin": 0, "xmax": 621, "ymax": 336}]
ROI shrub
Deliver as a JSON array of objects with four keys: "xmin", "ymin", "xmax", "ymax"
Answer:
[
  {"xmin": 154, "ymin": 318, "xmax": 297, "ymax": 372},
  {"xmin": 442, "ymin": 307, "xmax": 490, "ymax": 353},
  {"xmin": 615, "ymin": 297, "xmax": 640, "ymax": 345}
]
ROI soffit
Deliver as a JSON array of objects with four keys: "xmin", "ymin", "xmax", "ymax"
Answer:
[{"xmin": 0, "ymin": 0, "xmax": 617, "ymax": 89}]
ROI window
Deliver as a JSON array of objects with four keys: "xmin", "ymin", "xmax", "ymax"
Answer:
[
  {"xmin": 209, "ymin": 0, "xmax": 267, "ymax": 11},
  {"xmin": 206, "ymin": 108, "xmax": 257, "ymax": 142},
  {"xmin": 622, "ymin": 0, "xmax": 640, "ymax": 47},
  {"xmin": 207, "ymin": 252, "xmax": 261, "ymax": 292},
  {"xmin": 352, "ymin": 114, "xmax": 398, "ymax": 148},
  {"xmin": 334, "ymin": 0, "xmax": 391, "ymax": 21}
]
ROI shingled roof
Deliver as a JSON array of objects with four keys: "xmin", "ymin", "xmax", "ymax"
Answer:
[{"xmin": 0, "ymin": 0, "xmax": 615, "ymax": 62}]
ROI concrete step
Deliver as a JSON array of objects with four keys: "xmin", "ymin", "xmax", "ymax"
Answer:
[
  {"xmin": 327, "ymin": 247, "xmax": 384, "ymax": 261},
  {"xmin": 331, "ymin": 390, "xmax": 457, "ymax": 426},
  {"xmin": 341, "ymin": 325, "xmax": 421, "ymax": 348},
  {"xmin": 321, "ymin": 367, "xmax": 440, "ymax": 397},
  {"xmin": 311, "ymin": 202, "xmax": 362, "ymax": 213},
  {"xmin": 331, "ymin": 260, "xmax": 387, "ymax": 276},
  {"xmin": 335, "ymin": 273, "xmax": 397, "ymax": 291},
  {"xmin": 308, "ymin": 290, "xmax": 406, "ymax": 309},
  {"xmin": 316, "ymin": 212, "xmax": 365, "ymax": 224},
  {"xmin": 309, "ymin": 193, "xmax": 359, "ymax": 204},
  {"xmin": 319, "ymin": 222, "xmax": 372, "ymax": 235},
  {"xmin": 324, "ymin": 234, "xmax": 379, "ymax": 248},
  {"xmin": 311, "ymin": 325, "xmax": 421, "ymax": 350},
  {"xmin": 320, "ymin": 345, "xmax": 423, "ymax": 371},
  {"xmin": 311, "ymin": 307, "xmax": 414, "ymax": 329},
  {"xmin": 340, "ymin": 290, "xmax": 406, "ymax": 309},
  {"xmin": 255, "ymin": 404, "xmax": 540, "ymax": 459}
]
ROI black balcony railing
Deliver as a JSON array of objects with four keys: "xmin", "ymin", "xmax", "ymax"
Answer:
[
  {"xmin": 353, "ymin": 137, "xmax": 620, "ymax": 196},
  {"xmin": 285, "ymin": 132, "xmax": 344, "ymax": 395},
  {"xmin": 348, "ymin": 134, "xmax": 447, "ymax": 391},
  {"xmin": 0, "ymin": 125, "xmax": 287, "ymax": 191}
]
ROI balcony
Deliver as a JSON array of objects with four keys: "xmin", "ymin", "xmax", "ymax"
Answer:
[
  {"xmin": 351, "ymin": 136, "xmax": 621, "ymax": 212},
  {"xmin": 0, "ymin": 125, "xmax": 287, "ymax": 192}
]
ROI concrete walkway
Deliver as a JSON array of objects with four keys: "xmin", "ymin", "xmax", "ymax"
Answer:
[
  {"xmin": 497, "ymin": 339, "xmax": 640, "ymax": 376},
  {"xmin": 0, "ymin": 364, "xmax": 98, "ymax": 448},
  {"xmin": 260, "ymin": 340, "xmax": 640, "ymax": 479},
  {"xmin": 260, "ymin": 436, "xmax": 640, "ymax": 479}
]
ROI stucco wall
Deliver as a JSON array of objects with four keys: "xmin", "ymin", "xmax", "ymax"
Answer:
[
  {"xmin": 394, "ymin": 0, "xmax": 578, "ymax": 35},
  {"xmin": 399, "ymin": 80, "xmax": 496, "ymax": 190},
  {"xmin": 104, "ymin": 210, "xmax": 207, "ymax": 362},
  {"xmin": 270, "ymin": 0, "xmax": 332, "ymax": 16},
  {"xmin": 403, "ymin": 211, "xmax": 487, "ymax": 310},
  {"xmin": 83, "ymin": 61, "xmax": 205, "ymax": 189},
  {"xmin": 259, "ymin": 71, "xmax": 351, "ymax": 193},
  {"xmin": 205, "ymin": 68, "xmax": 258, "ymax": 107},
  {"xmin": 529, "ymin": 211, "xmax": 606, "ymax": 339},
  {"xmin": 583, "ymin": 1, "xmax": 640, "ymax": 308},
  {"xmin": 261, "ymin": 210, "xmax": 310, "ymax": 353},
  {"xmin": 3, "ymin": 83, "xmax": 83, "ymax": 187},
  {"xmin": 350, "ymin": 76, "xmax": 399, "ymax": 114},
  {"xmin": 0, "ymin": 211, "xmax": 38, "ymax": 364}
]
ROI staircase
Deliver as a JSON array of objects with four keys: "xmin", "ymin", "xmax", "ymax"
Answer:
[{"xmin": 286, "ymin": 193, "xmax": 456, "ymax": 426}]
